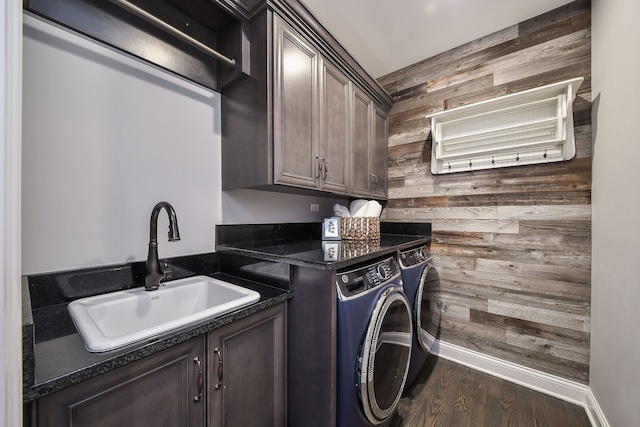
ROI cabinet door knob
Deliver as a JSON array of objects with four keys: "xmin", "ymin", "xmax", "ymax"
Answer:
[
  {"xmin": 322, "ymin": 158, "xmax": 328, "ymax": 181},
  {"xmin": 193, "ymin": 357, "xmax": 203, "ymax": 403},
  {"xmin": 213, "ymin": 348, "xmax": 224, "ymax": 390}
]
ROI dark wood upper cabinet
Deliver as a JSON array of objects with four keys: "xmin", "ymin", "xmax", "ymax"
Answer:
[
  {"xmin": 350, "ymin": 88, "xmax": 389, "ymax": 198},
  {"xmin": 372, "ymin": 104, "xmax": 389, "ymax": 199},
  {"xmin": 221, "ymin": 5, "xmax": 391, "ymax": 199},
  {"xmin": 272, "ymin": 16, "xmax": 351, "ymax": 194},
  {"xmin": 351, "ymin": 86, "xmax": 373, "ymax": 197},
  {"xmin": 273, "ymin": 16, "xmax": 321, "ymax": 189},
  {"xmin": 320, "ymin": 60, "xmax": 351, "ymax": 194}
]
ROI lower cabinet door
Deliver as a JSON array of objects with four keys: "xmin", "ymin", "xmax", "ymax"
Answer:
[
  {"xmin": 36, "ymin": 337, "xmax": 205, "ymax": 427},
  {"xmin": 208, "ymin": 303, "xmax": 286, "ymax": 427}
]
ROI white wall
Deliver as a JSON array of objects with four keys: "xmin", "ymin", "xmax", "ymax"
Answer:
[
  {"xmin": 222, "ymin": 188, "xmax": 340, "ymax": 224},
  {"xmin": 22, "ymin": 13, "xmax": 344, "ymax": 275},
  {"xmin": 591, "ymin": 0, "xmax": 640, "ymax": 425},
  {"xmin": 22, "ymin": 14, "xmax": 221, "ymax": 274}
]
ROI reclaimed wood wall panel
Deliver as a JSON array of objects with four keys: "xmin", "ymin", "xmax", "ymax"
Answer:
[{"xmin": 379, "ymin": 0, "xmax": 592, "ymax": 383}]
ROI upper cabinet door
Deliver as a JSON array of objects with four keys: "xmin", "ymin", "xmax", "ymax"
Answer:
[
  {"xmin": 273, "ymin": 16, "xmax": 320, "ymax": 189},
  {"xmin": 319, "ymin": 60, "xmax": 351, "ymax": 194},
  {"xmin": 351, "ymin": 86, "xmax": 373, "ymax": 197},
  {"xmin": 372, "ymin": 105, "xmax": 388, "ymax": 199}
]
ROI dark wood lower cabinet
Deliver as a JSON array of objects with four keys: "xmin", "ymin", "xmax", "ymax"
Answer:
[
  {"xmin": 36, "ymin": 337, "xmax": 206, "ymax": 427},
  {"xmin": 208, "ymin": 303, "xmax": 286, "ymax": 427},
  {"xmin": 34, "ymin": 303, "xmax": 286, "ymax": 427}
]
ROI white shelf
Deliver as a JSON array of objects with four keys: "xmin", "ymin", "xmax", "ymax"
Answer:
[{"xmin": 427, "ymin": 77, "xmax": 583, "ymax": 174}]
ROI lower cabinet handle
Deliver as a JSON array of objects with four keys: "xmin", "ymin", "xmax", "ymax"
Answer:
[
  {"xmin": 214, "ymin": 348, "xmax": 224, "ymax": 390},
  {"xmin": 193, "ymin": 357, "xmax": 203, "ymax": 403}
]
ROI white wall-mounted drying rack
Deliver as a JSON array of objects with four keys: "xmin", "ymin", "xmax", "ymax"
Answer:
[{"xmin": 427, "ymin": 77, "xmax": 584, "ymax": 174}]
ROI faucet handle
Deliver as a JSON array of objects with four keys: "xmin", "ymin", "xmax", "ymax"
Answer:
[{"xmin": 160, "ymin": 259, "xmax": 172, "ymax": 279}]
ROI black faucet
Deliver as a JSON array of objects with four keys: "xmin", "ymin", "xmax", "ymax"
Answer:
[{"xmin": 145, "ymin": 201, "xmax": 181, "ymax": 291}]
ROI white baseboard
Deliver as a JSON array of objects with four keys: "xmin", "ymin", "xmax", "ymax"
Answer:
[
  {"xmin": 431, "ymin": 340, "xmax": 610, "ymax": 427},
  {"xmin": 584, "ymin": 387, "xmax": 610, "ymax": 427}
]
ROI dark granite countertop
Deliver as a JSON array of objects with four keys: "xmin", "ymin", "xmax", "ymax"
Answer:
[
  {"xmin": 216, "ymin": 235, "xmax": 431, "ymax": 270},
  {"xmin": 216, "ymin": 222, "xmax": 432, "ymax": 270},
  {"xmin": 24, "ymin": 222, "xmax": 431, "ymax": 402},
  {"xmin": 23, "ymin": 253, "xmax": 291, "ymax": 401}
]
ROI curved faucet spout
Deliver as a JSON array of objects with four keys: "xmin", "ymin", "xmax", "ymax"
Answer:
[{"xmin": 145, "ymin": 201, "xmax": 181, "ymax": 291}]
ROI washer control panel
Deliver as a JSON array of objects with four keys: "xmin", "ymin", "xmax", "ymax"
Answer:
[
  {"xmin": 337, "ymin": 257, "xmax": 401, "ymax": 299},
  {"xmin": 398, "ymin": 245, "xmax": 430, "ymax": 268}
]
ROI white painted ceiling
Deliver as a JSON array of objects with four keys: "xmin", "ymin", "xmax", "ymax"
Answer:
[{"xmin": 300, "ymin": 0, "xmax": 575, "ymax": 79}]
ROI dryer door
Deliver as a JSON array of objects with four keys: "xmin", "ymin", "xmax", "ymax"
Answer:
[
  {"xmin": 357, "ymin": 287, "xmax": 412, "ymax": 424},
  {"xmin": 415, "ymin": 264, "xmax": 442, "ymax": 351}
]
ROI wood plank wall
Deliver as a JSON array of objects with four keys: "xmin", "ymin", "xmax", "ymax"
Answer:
[{"xmin": 378, "ymin": 0, "xmax": 592, "ymax": 383}]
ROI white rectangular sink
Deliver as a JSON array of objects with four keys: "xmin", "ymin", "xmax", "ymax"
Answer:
[{"xmin": 68, "ymin": 275, "xmax": 260, "ymax": 352}]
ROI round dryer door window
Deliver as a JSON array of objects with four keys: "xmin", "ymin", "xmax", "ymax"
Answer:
[
  {"xmin": 357, "ymin": 288, "xmax": 412, "ymax": 424},
  {"xmin": 416, "ymin": 265, "xmax": 442, "ymax": 351}
]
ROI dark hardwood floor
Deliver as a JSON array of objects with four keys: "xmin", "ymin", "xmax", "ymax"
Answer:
[{"xmin": 391, "ymin": 356, "xmax": 591, "ymax": 427}]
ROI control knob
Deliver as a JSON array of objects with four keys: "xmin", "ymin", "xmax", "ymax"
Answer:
[{"xmin": 376, "ymin": 264, "xmax": 388, "ymax": 281}]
